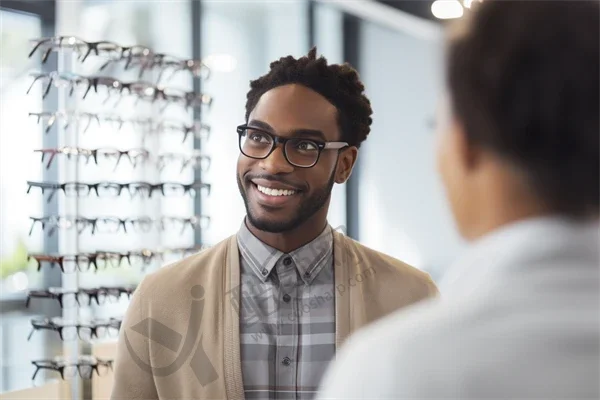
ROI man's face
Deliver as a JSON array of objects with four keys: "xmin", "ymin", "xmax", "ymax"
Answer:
[{"xmin": 237, "ymin": 84, "xmax": 349, "ymax": 233}]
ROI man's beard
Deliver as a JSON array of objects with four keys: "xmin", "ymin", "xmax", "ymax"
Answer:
[{"xmin": 237, "ymin": 169, "xmax": 336, "ymax": 233}]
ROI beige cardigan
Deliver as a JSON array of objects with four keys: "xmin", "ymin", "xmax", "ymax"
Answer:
[{"xmin": 110, "ymin": 230, "xmax": 439, "ymax": 400}]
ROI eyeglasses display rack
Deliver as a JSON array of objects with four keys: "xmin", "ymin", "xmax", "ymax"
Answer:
[{"xmin": 23, "ymin": 36, "xmax": 213, "ymax": 399}]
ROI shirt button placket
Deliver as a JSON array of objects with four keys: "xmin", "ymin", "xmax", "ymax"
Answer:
[{"xmin": 275, "ymin": 256, "xmax": 297, "ymax": 399}]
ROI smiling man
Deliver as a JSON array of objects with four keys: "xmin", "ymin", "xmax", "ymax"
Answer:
[{"xmin": 111, "ymin": 48, "xmax": 438, "ymax": 400}]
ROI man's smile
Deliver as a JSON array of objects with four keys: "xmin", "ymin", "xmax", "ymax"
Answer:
[{"xmin": 248, "ymin": 180, "xmax": 302, "ymax": 208}]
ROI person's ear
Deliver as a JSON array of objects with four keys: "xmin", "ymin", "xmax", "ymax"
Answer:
[
  {"xmin": 334, "ymin": 147, "xmax": 358, "ymax": 184},
  {"xmin": 453, "ymin": 120, "xmax": 482, "ymax": 173}
]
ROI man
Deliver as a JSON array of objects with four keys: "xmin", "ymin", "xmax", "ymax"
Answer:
[
  {"xmin": 111, "ymin": 48, "xmax": 438, "ymax": 400},
  {"xmin": 317, "ymin": 1, "xmax": 599, "ymax": 399}
]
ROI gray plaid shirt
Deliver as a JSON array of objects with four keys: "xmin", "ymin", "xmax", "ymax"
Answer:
[{"xmin": 236, "ymin": 221, "xmax": 336, "ymax": 400}]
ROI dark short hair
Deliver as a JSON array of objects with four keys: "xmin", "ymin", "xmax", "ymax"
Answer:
[
  {"xmin": 245, "ymin": 47, "xmax": 373, "ymax": 148},
  {"xmin": 446, "ymin": 0, "xmax": 599, "ymax": 218}
]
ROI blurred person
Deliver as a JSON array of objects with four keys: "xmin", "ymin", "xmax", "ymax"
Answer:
[
  {"xmin": 111, "ymin": 48, "xmax": 438, "ymax": 400},
  {"xmin": 317, "ymin": 1, "xmax": 599, "ymax": 399}
]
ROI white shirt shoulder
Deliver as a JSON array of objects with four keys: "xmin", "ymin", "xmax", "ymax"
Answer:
[
  {"xmin": 318, "ymin": 295, "xmax": 463, "ymax": 400},
  {"xmin": 317, "ymin": 217, "xmax": 600, "ymax": 400}
]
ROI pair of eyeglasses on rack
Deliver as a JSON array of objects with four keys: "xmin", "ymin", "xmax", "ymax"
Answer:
[
  {"xmin": 28, "ymin": 36, "xmax": 211, "ymax": 81},
  {"xmin": 33, "ymin": 146, "xmax": 149, "ymax": 170},
  {"xmin": 26, "ymin": 72, "xmax": 85, "ymax": 100},
  {"xmin": 29, "ymin": 35, "xmax": 145, "ymax": 65},
  {"xmin": 157, "ymin": 152, "xmax": 211, "ymax": 172},
  {"xmin": 28, "ymin": 246, "xmax": 207, "ymax": 274},
  {"xmin": 27, "ymin": 246, "xmax": 206, "ymax": 274},
  {"xmin": 26, "ymin": 286, "xmax": 136, "ymax": 308},
  {"xmin": 27, "ymin": 72, "xmax": 213, "ymax": 112},
  {"xmin": 29, "ymin": 215, "xmax": 211, "ymax": 236},
  {"xmin": 141, "ymin": 55, "xmax": 211, "ymax": 83},
  {"xmin": 29, "ymin": 111, "xmax": 100, "ymax": 134},
  {"xmin": 33, "ymin": 147, "xmax": 211, "ymax": 171},
  {"xmin": 28, "ymin": 317, "xmax": 122, "ymax": 341},
  {"xmin": 31, "ymin": 356, "xmax": 113, "ymax": 383},
  {"xmin": 28, "ymin": 111, "xmax": 211, "ymax": 141},
  {"xmin": 27, "ymin": 180, "xmax": 212, "ymax": 202}
]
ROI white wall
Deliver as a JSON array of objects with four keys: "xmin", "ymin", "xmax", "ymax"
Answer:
[
  {"xmin": 357, "ymin": 20, "xmax": 465, "ymax": 281},
  {"xmin": 313, "ymin": 3, "xmax": 346, "ymax": 231}
]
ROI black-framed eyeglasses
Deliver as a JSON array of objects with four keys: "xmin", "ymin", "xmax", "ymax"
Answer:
[
  {"xmin": 28, "ymin": 253, "xmax": 97, "ymax": 273},
  {"xmin": 237, "ymin": 124, "xmax": 349, "ymax": 168},
  {"xmin": 26, "ymin": 180, "xmax": 211, "ymax": 202},
  {"xmin": 28, "ymin": 317, "xmax": 122, "ymax": 342},
  {"xmin": 26, "ymin": 246, "xmax": 203, "ymax": 274},
  {"xmin": 31, "ymin": 356, "xmax": 113, "ymax": 382},
  {"xmin": 26, "ymin": 286, "xmax": 136, "ymax": 309}
]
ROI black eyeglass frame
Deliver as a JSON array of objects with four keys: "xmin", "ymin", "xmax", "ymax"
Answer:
[{"xmin": 236, "ymin": 124, "xmax": 349, "ymax": 168}]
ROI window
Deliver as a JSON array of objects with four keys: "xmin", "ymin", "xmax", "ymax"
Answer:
[{"xmin": 0, "ymin": 6, "xmax": 56, "ymax": 393}]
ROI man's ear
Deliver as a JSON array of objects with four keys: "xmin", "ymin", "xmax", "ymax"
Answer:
[
  {"xmin": 454, "ymin": 120, "xmax": 481, "ymax": 172},
  {"xmin": 335, "ymin": 147, "xmax": 359, "ymax": 184}
]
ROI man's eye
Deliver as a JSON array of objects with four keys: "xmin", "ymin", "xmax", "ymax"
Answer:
[
  {"xmin": 248, "ymin": 132, "xmax": 269, "ymax": 143},
  {"xmin": 295, "ymin": 141, "xmax": 318, "ymax": 151}
]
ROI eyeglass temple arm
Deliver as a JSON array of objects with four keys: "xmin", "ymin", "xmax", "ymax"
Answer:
[
  {"xmin": 82, "ymin": 79, "xmax": 96, "ymax": 99},
  {"xmin": 25, "ymin": 294, "xmax": 34, "ymax": 308},
  {"xmin": 28, "ymin": 38, "xmax": 55, "ymax": 63},
  {"xmin": 28, "ymin": 40, "xmax": 47, "ymax": 58},
  {"xmin": 31, "ymin": 365, "xmax": 50, "ymax": 381},
  {"xmin": 34, "ymin": 149, "xmax": 57, "ymax": 169},
  {"xmin": 324, "ymin": 142, "xmax": 349, "ymax": 149},
  {"xmin": 46, "ymin": 186, "xmax": 57, "ymax": 203},
  {"xmin": 29, "ymin": 218, "xmax": 42, "ymax": 236},
  {"xmin": 28, "ymin": 254, "xmax": 43, "ymax": 271},
  {"xmin": 26, "ymin": 75, "xmax": 42, "ymax": 95},
  {"xmin": 27, "ymin": 327, "xmax": 37, "ymax": 341}
]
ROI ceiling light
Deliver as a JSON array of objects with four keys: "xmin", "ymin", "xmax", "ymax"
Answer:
[
  {"xmin": 463, "ymin": 0, "xmax": 483, "ymax": 9},
  {"xmin": 431, "ymin": 0, "xmax": 464, "ymax": 19}
]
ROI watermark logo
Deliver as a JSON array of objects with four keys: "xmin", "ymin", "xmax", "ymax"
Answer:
[
  {"xmin": 124, "ymin": 284, "xmax": 218, "ymax": 385},
  {"xmin": 124, "ymin": 223, "xmax": 355, "ymax": 374}
]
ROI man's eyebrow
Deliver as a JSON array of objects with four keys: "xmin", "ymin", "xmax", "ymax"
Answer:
[
  {"xmin": 247, "ymin": 119, "xmax": 327, "ymax": 140},
  {"xmin": 247, "ymin": 119, "xmax": 273, "ymax": 132},
  {"xmin": 290, "ymin": 129, "xmax": 326, "ymax": 140}
]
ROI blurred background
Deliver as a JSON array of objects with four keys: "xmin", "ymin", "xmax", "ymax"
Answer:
[{"xmin": 0, "ymin": 0, "xmax": 473, "ymax": 397}]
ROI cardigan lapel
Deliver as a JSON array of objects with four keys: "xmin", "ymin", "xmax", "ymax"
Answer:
[
  {"xmin": 332, "ymin": 230, "xmax": 351, "ymax": 351},
  {"xmin": 223, "ymin": 235, "xmax": 245, "ymax": 400}
]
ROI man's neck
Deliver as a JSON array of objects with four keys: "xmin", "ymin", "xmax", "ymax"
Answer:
[
  {"xmin": 466, "ymin": 160, "xmax": 557, "ymax": 241},
  {"xmin": 466, "ymin": 183, "xmax": 554, "ymax": 241},
  {"xmin": 245, "ymin": 217, "xmax": 328, "ymax": 254}
]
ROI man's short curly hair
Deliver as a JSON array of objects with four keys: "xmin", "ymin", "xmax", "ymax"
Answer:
[{"xmin": 245, "ymin": 47, "xmax": 373, "ymax": 148}]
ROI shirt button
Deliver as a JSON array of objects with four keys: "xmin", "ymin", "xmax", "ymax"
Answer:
[
  {"xmin": 283, "ymin": 257, "xmax": 292, "ymax": 266},
  {"xmin": 282, "ymin": 357, "xmax": 291, "ymax": 366},
  {"xmin": 283, "ymin": 293, "xmax": 291, "ymax": 303},
  {"xmin": 261, "ymin": 268, "xmax": 268, "ymax": 276}
]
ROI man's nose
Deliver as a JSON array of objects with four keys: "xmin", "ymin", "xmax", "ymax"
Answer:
[{"xmin": 259, "ymin": 144, "xmax": 294, "ymax": 174}]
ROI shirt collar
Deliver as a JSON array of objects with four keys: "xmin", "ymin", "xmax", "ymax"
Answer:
[
  {"xmin": 237, "ymin": 219, "xmax": 333, "ymax": 284},
  {"xmin": 439, "ymin": 215, "xmax": 600, "ymax": 297}
]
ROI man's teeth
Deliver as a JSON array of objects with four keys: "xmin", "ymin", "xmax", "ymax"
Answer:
[{"xmin": 256, "ymin": 184, "xmax": 296, "ymax": 196}]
